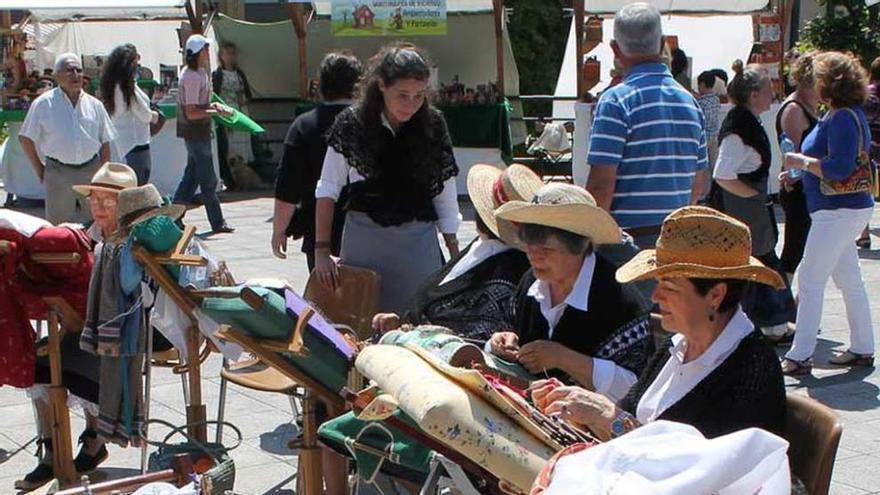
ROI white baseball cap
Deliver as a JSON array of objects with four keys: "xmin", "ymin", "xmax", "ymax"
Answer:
[{"xmin": 185, "ymin": 34, "xmax": 212, "ymax": 55}]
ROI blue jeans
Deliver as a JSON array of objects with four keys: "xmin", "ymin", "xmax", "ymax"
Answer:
[{"xmin": 174, "ymin": 138, "xmax": 226, "ymax": 230}]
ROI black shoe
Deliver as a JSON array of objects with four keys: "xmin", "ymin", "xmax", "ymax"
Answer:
[
  {"xmin": 14, "ymin": 438, "xmax": 54, "ymax": 491},
  {"xmin": 212, "ymin": 225, "xmax": 235, "ymax": 234},
  {"xmin": 74, "ymin": 429, "xmax": 108, "ymax": 474}
]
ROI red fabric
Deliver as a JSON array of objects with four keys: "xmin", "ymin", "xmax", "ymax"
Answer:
[{"xmin": 0, "ymin": 226, "xmax": 93, "ymax": 388}]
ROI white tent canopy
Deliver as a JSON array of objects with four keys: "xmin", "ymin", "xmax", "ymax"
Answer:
[
  {"xmin": 28, "ymin": 20, "xmax": 186, "ymax": 80},
  {"xmin": 553, "ymin": 15, "xmax": 755, "ymax": 119},
  {"xmin": 582, "ymin": 0, "xmax": 768, "ymax": 14},
  {"xmin": 5, "ymin": 0, "xmax": 186, "ymax": 21},
  {"xmin": 212, "ymin": 12, "xmax": 520, "ymax": 100}
]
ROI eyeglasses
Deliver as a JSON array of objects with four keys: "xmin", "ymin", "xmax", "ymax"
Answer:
[{"xmin": 88, "ymin": 196, "xmax": 118, "ymax": 209}]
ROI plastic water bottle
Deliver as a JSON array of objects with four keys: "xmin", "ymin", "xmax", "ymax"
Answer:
[{"xmin": 780, "ymin": 135, "xmax": 802, "ymax": 179}]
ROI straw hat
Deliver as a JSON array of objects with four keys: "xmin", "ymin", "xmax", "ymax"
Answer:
[
  {"xmin": 616, "ymin": 206, "xmax": 785, "ymax": 289},
  {"xmin": 115, "ymin": 184, "xmax": 186, "ymax": 233},
  {"xmin": 72, "ymin": 162, "xmax": 137, "ymax": 196},
  {"xmin": 467, "ymin": 164, "xmax": 543, "ymax": 248},
  {"xmin": 494, "ymin": 183, "xmax": 622, "ymax": 245}
]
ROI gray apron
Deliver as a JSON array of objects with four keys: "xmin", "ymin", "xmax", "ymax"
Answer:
[
  {"xmin": 721, "ymin": 176, "xmax": 775, "ymax": 256},
  {"xmin": 340, "ymin": 211, "xmax": 444, "ymax": 314}
]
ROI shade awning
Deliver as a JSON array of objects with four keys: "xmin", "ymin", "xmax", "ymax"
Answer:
[
  {"xmin": 584, "ymin": 0, "xmax": 769, "ymax": 14},
  {"xmin": 5, "ymin": 0, "xmax": 187, "ymax": 21}
]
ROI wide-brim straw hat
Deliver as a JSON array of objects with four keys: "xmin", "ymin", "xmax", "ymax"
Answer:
[
  {"xmin": 616, "ymin": 206, "xmax": 785, "ymax": 289},
  {"xmin": 494, "ymin": 182, "xmax": 622, "ymax": 245},
  {"xmin": 72, "ymin": 162, "xmax": 137, "ymax": 196},
  {"xmin": 114, "ymin": 184, "xmax": 185, "ymax": 236},
  {"xmin": 467, "ymin": 164, "xmax": 544, "ymax": 248}
]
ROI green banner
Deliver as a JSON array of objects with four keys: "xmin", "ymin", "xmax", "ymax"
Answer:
[{"xmin": 331, "ymin": 0, "xmax": 447, "ymax": 36}]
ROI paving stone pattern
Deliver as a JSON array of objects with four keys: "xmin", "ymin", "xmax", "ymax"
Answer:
[{"xmin": 1, "ymin": 189, "xmax": 879, "ymax": 494}]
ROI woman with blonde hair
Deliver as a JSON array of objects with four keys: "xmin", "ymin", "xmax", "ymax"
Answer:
[
  {"xmin": 712, "ymin": 61, "xmax": 795, "ymax": 341},
  {"xmin": 781, "ymin": 52, "xmax": 875, "ymax": 375}
]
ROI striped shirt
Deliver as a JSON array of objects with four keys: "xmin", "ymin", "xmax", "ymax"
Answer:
[{"xmin": 588, "ymin": 63, "xmax": 708, "ymax": 229}]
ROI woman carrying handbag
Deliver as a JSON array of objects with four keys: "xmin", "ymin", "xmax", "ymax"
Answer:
[{"xmin": 781, "ymin": 52, "xmax": 876, "ymax": 376}]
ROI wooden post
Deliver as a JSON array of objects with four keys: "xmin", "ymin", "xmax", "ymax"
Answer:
[
  {"xmin": 295, "ymin": 392, "xmax": 322, "ymax": 495},
  {"xmin": 492, "ymin": 0, "xmax": 506, "ymax": 96},
  {"xmin": 574, "ymin": 0, "xmax": 585, "ymax": 101},
  {"xmin": 780, "ymin": 0, "xmax": 795, "ymax": 51},
  {"xmin": 47, "ymin": 309, "xmax": 77, "ymax": 486},
  {"xmin": 186, "ymin": 0, "xmax": 203, "ymax": 34},
  {"xmin": 218, "ymin": 0, "xmax": 245, "ymax": 20},
  {"xmin": 286, "ymin": 3, "xmax": 310, "ymax": 99}
]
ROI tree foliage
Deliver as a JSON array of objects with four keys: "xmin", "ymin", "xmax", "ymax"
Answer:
[
  {"xmin": 506, "ymin": 0, "xmax": 568, "ymax": 115},
  {"xmin": 798, "ymin": 1, "xmax": 880, "ymax": 67}
]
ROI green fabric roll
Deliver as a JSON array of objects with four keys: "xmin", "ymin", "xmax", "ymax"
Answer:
[
  {"xmin": 211, "ymin": 93, "xmax": 265, "ymax": 134},
  {"xmin": 318, "ymin": 410, "xmax": 433, "ymax": 476},
  {"xmin": 201, "ymin": 287, "xmax": 351, "ymax": 393},
  {"xmin": 131, "ymin": 215, "xmax": 183, "ymax": 280}
]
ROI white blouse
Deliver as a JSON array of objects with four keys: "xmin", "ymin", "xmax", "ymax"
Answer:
[
  {"xmin": 111, "ymin": 83, "xmax": 158, "ymax": 158},
  {"xmin": 713, "ymin": 134, "xmax": 762, "ymax": 181},
  {"xmin": 636, "ymin": 308, "xmax": 755, "ymax": 423},
  {"xmin": 440, "ymin": 238, "xmax": 511, "ymax": 285},
  {"xmin": 314, "ymin": 116, "xmax": 461, "ymax": 234},
  {"xmin": 526, "ymin": 254, "xmax": 637, "ymax": 402}
]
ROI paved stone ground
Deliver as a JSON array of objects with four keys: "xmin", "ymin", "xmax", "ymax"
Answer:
[{"xmin": 1, "ymin": 188, "xmax": 879, "ymax": 494}]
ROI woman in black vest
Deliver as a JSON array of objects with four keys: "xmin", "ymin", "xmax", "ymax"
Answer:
[
  {"xmin": 488, "ymin": 184, "xmax": 653, "ymax": 402},
  {"xmin": 314, "ymin": 43, "xmax": 460, "ymax": 314},
  {"xmin": 712, "ymin": 61, "xmax": 795, "ymax": 340},
  {"xmin": 532, "ymin": 207, "xmax": 786, "ymax": 441}
]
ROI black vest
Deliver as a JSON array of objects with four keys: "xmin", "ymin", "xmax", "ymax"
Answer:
[{"xmin": 718, "ymin": 105, "xmax": 772, "ymax": 184}]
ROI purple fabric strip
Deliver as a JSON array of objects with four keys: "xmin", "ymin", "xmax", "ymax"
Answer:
[{"xmin": 284, "ymin": 288, "xmax": 355, "ymax": 359}]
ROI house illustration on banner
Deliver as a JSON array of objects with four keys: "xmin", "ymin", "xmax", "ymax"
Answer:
[{"xmin": 353, "ymin": 4, "xmax": 375, "ymax": 28}]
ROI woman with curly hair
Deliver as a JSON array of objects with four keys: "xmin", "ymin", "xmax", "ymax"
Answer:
[
  {"xmin": 314, "ymin": 43, "xmax": 460, "ymax": 313},
  {"xmin": 99, "ymin": 43, "xmax": 159, "ymax": 185},
  {"xmin": 781, "ymin": 52, "xmax": 875, "ymax": 375}
]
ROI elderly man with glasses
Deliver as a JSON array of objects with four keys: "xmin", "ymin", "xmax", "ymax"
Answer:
[{"xmin": 19, "ymin": 53, "xmax": 116, "ymax": 224}]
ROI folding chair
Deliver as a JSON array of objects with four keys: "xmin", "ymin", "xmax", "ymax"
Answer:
[{"xmin": 785, "ymin": 392, "xmax": 843, "ymax": 495}]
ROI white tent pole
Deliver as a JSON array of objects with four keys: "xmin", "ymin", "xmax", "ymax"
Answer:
[{"xmin": 575, "ymin": 0, "xmax": 585, "ymax": 100}]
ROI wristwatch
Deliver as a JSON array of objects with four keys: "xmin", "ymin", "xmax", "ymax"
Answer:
[{"xmin": 610, "ymin": 410, "xmax": 637, "ymax": 438}]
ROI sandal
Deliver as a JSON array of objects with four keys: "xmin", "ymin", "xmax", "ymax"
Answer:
[
  {"xmin": 765, "ymin": 323, "xmax": 796, "ymax": 346},
  {"xmin": 14, "ymin": 438, "xmax": 54, "ymax": 491},
  {"xmin": 781, "ymin": 358, "xmax": 813, "ymax": 377},
  {"xmin": 74, "ymin": 429, "xmax": 108, "ymax": 474},
  {"xmin": 829, "ymin": 351, "xmax": 875, "ymax": 367},
  {"xmin": 856, "ymin": 236, "xmax": 871, "ymax": 249}
]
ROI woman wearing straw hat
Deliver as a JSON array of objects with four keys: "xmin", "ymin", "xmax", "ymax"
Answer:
[
  {"xmin": 17, "ymin": 162, "xmax": 138, "ymax": 491},
  {"xmin": 531, "ymin": 206, "xmax": 786, "ymax": 441},
  {"xmin": 488, "ymin": 183, "xmax": 653, "ymax": 402},
  {"xmin": 371, "ymin": 164, "xmax": 542, "ymax": 342}
]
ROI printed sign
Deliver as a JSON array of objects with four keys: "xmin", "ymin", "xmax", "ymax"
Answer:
[{"xmin": 331, "ymin": 0, "xmax": 447, "ymax": 36}]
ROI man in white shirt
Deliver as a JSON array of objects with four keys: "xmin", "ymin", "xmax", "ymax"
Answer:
[{"xmin": 19, "ymin": 53, "xmax": 116, "ymax": 224}]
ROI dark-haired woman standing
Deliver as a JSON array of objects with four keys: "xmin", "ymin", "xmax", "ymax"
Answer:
[
  {"xmin": 99, "ymin": 44, "xmax": 158, "ymax": 185},
  {"xmin": 314, "ymin": 43, "xmax": 460, "ymax": 314}
]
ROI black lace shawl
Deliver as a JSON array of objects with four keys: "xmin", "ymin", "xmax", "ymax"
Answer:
[
  {"xmin": 619, "ymin": 329, "xmax": 786, "ymax": 438},
  {"xmin": 718, "ymin": 105, "xmax": 772, "ymax": 184},
  {"xmin": 325, "ymin": 105, "xmax": 459, "ymax": 227},
  {"xmin": 402, "ymin": 242, "xmax": 531, "ymax": 342}
]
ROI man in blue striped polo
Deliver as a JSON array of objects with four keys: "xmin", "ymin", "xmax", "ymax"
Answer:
[{"xmin": 586, "ymin": 2, "xmax": 709, "ymax": 249}]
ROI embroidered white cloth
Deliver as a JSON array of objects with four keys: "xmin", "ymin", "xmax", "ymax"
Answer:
[{"xmin": 543, "ymin": 420, "xmax": 790, "ymax": 495}]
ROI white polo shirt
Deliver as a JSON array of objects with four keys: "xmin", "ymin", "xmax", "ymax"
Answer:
[{"xmin": 20, "ymin": 87, "xmax": 116, "ymax": 165}]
